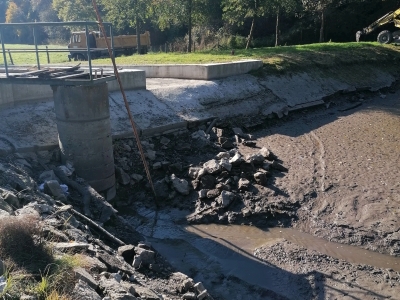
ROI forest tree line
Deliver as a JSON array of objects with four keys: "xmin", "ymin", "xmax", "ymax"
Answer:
[{"xmin": 1, "ymin": 0, "xmax": 400, "ymax": 51}]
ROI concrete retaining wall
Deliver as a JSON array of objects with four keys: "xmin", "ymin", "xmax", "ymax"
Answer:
[
  {"xmin": 0, "ymin": 69, "xmax": 146, "ymax": 109},
  {"xmin": 119, "ymin": 60, "xmax": 263, "ymax": 80}
]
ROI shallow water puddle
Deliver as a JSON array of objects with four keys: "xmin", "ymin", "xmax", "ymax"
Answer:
[{"xmin": 186, "ymin": 224, "xmax": 400, "ymax": 272}]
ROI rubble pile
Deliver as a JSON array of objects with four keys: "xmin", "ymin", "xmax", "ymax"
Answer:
[{"xmin": 0, "ymin": 156, "xmax": 212, "ymax": 300}]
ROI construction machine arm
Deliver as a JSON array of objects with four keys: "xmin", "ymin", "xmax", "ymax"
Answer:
[{"xmin": 356, "ymin": 8, "xmax": 400, "ymax": 41}]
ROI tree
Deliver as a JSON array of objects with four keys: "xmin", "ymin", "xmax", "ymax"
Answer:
[
  {"xmin": 0, "ymin": 0, "xmax": 9, "ymax": 23},
  {"xmin": 268, "ymin": 0, "xmax": 300, "ymax": 46},
  {"xmin": 222, "ymin": 0, "xmax": 268, "ymax": 49},
  {"xmin": 150, "ymin": 0, "xmax": 214, "ymax": 52},
  {"xmin": 100, "ymin": 0, "xmax": 150, "ymax": 54},
  {"xmin": 53, "ymin": 0, "xmax": 97, "ymax": 23}
]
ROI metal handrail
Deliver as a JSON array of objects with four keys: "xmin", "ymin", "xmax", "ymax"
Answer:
[{"xmin": 0, "ymin": 21, "xmax": 115, "ymax": 81}]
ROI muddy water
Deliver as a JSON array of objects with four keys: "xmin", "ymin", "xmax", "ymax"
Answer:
[{"xmin": 186, "ymin": 224, "xmax": 400, "ymax": 272}]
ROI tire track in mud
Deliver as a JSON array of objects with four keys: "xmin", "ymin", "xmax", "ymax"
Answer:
[{"xmin": 308, "ymin": 131, "xmax": 326, "ymax": 192}]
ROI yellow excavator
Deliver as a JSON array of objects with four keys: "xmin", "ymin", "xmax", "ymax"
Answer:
[{"xmin": 356, "ymin": 7, "xmax": 400, "ymax": 43}]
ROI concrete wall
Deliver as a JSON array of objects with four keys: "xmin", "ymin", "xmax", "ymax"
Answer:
[
  {"xmin": 120, "ymin": 59, "xmax": 263, "ymax": 80},
  {"xmin": 0, "ymin": 69, "xmax": 146, "ymax": 109}
]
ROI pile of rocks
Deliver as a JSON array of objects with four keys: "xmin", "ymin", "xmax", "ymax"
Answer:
[{"xmin": 0, "ymin": 156, "xmax": 212, "ymax": 300}]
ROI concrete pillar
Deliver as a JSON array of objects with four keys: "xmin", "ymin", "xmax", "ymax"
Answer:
[{"xmin": 52, "ymin": 83, "xmax": 116, "ymax": 200}]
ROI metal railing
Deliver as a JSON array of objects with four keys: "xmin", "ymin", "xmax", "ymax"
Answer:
[{"xmin": 0, "ymin": 21, "xmax": 115, "ymax": 83}]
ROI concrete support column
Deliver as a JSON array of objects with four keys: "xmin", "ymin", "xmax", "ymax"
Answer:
[{"xmin": 52, "ymin": 83, "xmax": 116, "ymax": 200}]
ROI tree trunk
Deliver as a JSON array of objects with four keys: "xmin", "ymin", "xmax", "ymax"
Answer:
[
  {"xmin": 246, "ymin": 17, "xmax": 255, "ymax": 50},
  {"xmin": 136, "ymin": 14, "xmax": 141, "ymax": 55},
  {"xmin": 188, "ymin": 0, "xmax": 192, "ymax": 53},
  {"xmin": 319, "ymin": 9, "xmax": 325, "ymax": 43},
  {"xmin": 275, "ymin": 9, "xmax": 280, "ymax": 47}
]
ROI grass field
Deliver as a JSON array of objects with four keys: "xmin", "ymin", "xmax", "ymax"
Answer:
[{"xmin": 1, "ymin": 42, "xmax": 400, "ymax": 74}]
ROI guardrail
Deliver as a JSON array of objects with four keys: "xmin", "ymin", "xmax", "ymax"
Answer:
[{"xmin": 0, "ymin": 21, "xmax": 115, "ymax": 84}]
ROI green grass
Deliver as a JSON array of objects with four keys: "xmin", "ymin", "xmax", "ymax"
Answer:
[{"xmin": 2, "ymin": 41, "xmax": 400, "ymax": 74}]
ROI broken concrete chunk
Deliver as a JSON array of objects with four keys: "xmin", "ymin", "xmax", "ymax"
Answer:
[
  {"xmin": 54, "ymin": 242, "xmax": 90, "ymax": 253},
  {"xmin": 216, "ymin": 152, "xmax": 230, "ymax": 160},
  {"xmin": 72, "ymin": 280, "xmax": 102, "ymax": 300},
  {"xmin": 182, "ymin": 292, "xmax": 196, "ymax": 300},
  {"xmin": 194, "ymin": 282, "xmax": 206, "ymax": 294},
  {"xmin": 203, "ymin": 159, "xmax": 221, "ymax": 174},
  {"xmin": 135, "ymin": 247, "xmax": 155, "ymax": 265},
  {"xmin": 182, "ymin": 278, "xmax": 194, "ymax": 291},
  {"xmin": 219, "ymin": 158, "xmax": 232, "ymax": 172},
  {"xmin": 197, "ymin": 290, "xmax": 209, "ymax": 300},
  {"xmin": 259, "ymin": 147, "xmax": 273, "ymax": 160},
  {"xmin": 245, "ymin": 153, "xmax": 265, "ymax": 165},
  {"xmin": 207, "ymin": 189, "xmax": 221, "ymax": 199},
  {"xmin": 170, "ymin": 174, "xmax": 190, "ymax": 195},
  {"xmin": 116, "ymin": 168, "xmax": 131, "ymax": 186},
  {"xmin": 188, "ymin": 167, "xmax": 202, "ymax": 179},
  {"xmin": 131, "ymin": 174, "xmax": 143, "ymax": 182},
  {"xmin": 74, "ymin": 267, "xmax": 98, "ymax": 290},
  {"xmin": 198, "ymin": 189, "xmax": 208, "ymax": 199},
  {"xmin": 146, "ymin": 150, "xmax": 157, "ymax": 161},
  {"xmin": 229, "ymin": 152, "xmax": 243, "ymax": 166},
  {"xmin": 132, "ymin": 255, "xmax": 142, "ymax": 269},
  {"xmin": 44, "ymin": 180, "xmax": 66, "ymax": 200},
  {"xmin": 1, "ymin": 191, "xmax": 20, "ymax": 209},
  {"xmin": 129, "ymin": 284, "xmax": 161, "ymax": 300},
  {"xmin": 238, "ymin": 178, "xmax": 250, "ymax": 191},
  {"xmin": 118, "ymin": 245, "xmax": 136, "ymax": 262},
  {"xmin": 254, "ymin": 172, "xmax": 268, "ymax": 186},
  {"xmin": 216, "ymin": 191, "xmax": 235, "ymax": 208}
]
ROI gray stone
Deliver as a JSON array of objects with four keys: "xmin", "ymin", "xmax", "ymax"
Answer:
[
  {"xmin": 54, "ymin": 242, "xmax": 89, "ymax": 253},
  {"xmin": 118, "ymin": 245, "xmax": 136, "ymax": 262},
  {"xmin": 245, "ymin": 153, "xmax": 265, "ymax": 165},
  {"xmin": 99, "ymin": 277, "xmax": 137, "ymax": 300},
  {"xmin": 219, "ymin": 159, "xmax": 232, "ymax": 172},
  {"xmin": 260, "ymin": 147, "xmax": 273, "ymax": 160},
  {"xmin": 182, "ymin": 278, "xmax": 194, "ymax": 291},
  {"xmin": 188, "ymin": 167, "xmax": 202, "ymax": 179},
  {"xmin": 194, "ymin": 282, "xmax": 206, "ymax": 293},
  {"xmin": 238, "ymin": 178, "xmax": 251, "ymax": 190},
  {"xmin": 75, "ymin": 254, "xmax": 108, "ymax": 273},
  {"xmin": 113, "ymin": 273, "xmax": 122, "ymax": 283},
  {"xmin": 135, "ymin": 247, "xmax": 155, "ymax": 265},
  {"xmin": 152, "ymin": 162, "xmax": 162, "ymax": 170},
  {"xmin": 96, "ymin": 251, "xmax": 136, "ymax": 275},
  {"xmin": 0, "ymin": 198, "xmax": 14, "ymax": 214},
  {"xmin": 216, "ymin": 191, "xmax": 235, "ymax": 208},
  {"xmin": 170, "ymin": 174, "xmax": 190, "ymax": 195},
  {"xmin": 146, "ymin": 150, "xmax": 157, "ymax": 161},
  {"xmin": 74, "ymin": 267, "xmax": 99, "ymax": 290},
  {"xmin": 44, "ymin": 180, "xmax": 66, "ymax": 200},
  {"xmin": 0, "ymin": 276, "xmax": 5, "ymax": 294},
  {"xmin": 197, "ymin": 290, "xmax": 209, "ymax": 300},
  {"xmin": 198, "ymin": 189, "xmax": 208, "ymax": 199},
  {"xmin": 132, "ymin": 255, "xmax": 142, "ymax": 269},
  {"xmin": 116, "ymin": 168, "xmax": 131, "ymax": 185},
  {"xmin": 128, "ymin": 284, "xmax": 161, "ymax": 300},
  {"xmin": 254, "ymin": 172, "xmax": 268, "ymax": 186},
  {"xmin": 203, "ymin": 159, "xmax": 221, "ymax": 174},
  {"xmin": 123, "ymin": 144, "xmax": 132, "ymax": 152},
  {"xmin": 207, "ymin": 189, "xmax": 221, "ymax": 199},
  {"xmin": 39, "ymin": 170, "xmax": 59, "ymax": 183},
  {"xmin": 216, "ymin": 152, "xmax": 230, "ymax": 160},
  {"xmin": 2, "ymin": 191, "xmax": 20, "ymax": 209},
  {"xmin": 160, "ymin": 136, "xmax": 171, "ymax": 145},
  {"xmin": 131, "ymin": 174, "xmax": 143, "ymax": 182},
  {"xmin": 229, "ymin": 152, "xmax": 243, "ymax": 166},
  {"xmin": 71, "ymin": 280, "xmax": 102, "ymax": 300},
  {"xmin": 182, "ymin": 292, "xmax": 196, "ymax": 300}
]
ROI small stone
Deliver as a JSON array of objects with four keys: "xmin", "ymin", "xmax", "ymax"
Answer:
[
  {"xmin": 245, "ymin": 153, "xmax": 265, "ymax": 165},
  {"xmin": 182, "ymin": 278, "xmax": 194, "ymax": 291},
  {"xmin": 197, "ymin": 290, "xmax": 209, "ymax": 300},
  {"xmin": 146, "ymin": 150, "xmax": 157, "ymax": 161},
  {"xmin": 216, "ymin": 152, "xmax": 230, "ymax": 159},
  {"xmin": 238, "ymin": 178, "xmax": 250, "ymax": 191},
  {"xmin": 74, "ymin": 267, "xmax": 98, "ymax": 290},
  {"xmin": 254, "ymin": 172, "xmax": 268, "ymax": 186},
  {"xmin": 215, "ymin": 183, "xmax": 230, "ymax": 191},
  {"xmin": 123, "ymin": 144, "xmax": 132, "ymax": 152},
  {"xmin": 135, "ymin": 247, "xmax": 155, "ymax": 265},
  {"xmin": 203, "ymin": 159, "xmax": 221, "ymax": 174},
  {"xmin": 160, "ymin": 136, "xmax": 171, "ymax": 145},
  {"xmin": 2, "ymin": 191, "xmax": 20, "ymax": 209},
  {"xmin": 71, "ymin": 280, "xmax": 101, "ymax": 300},
  {"xmin": 260, "ymin": 147, "xmax": 273, "ymax": 159},
  {"xmin": 112, "ymin": 273, "xmax": 122, "ymax": 283},
  {"xmin": 207, "ymin": 189, "xmax": 221, "ymax": 199},
  {"xmin": 153, "ymin": 162, "xmax": 162, "ymax": 170},
  {"xmin": 229, "ymin": 152, "xmax": 243, "ymax": 166},
  {"xmin": 116, "ymin": 168, "xmax": 131, "ymax": 185},
  {"xmin": 188, "ymin": 167, "xmax": 202, "ymax": 179},
  {"xmin": 219, "ymin": 159, "xmax": 232, "ymax": 172},
  {"xmin": 131, "ymin": 174, "xmax": 144, "ymax": 181},
  {"xmin": 242, "ymin": 208, "xmax": 252, "ymax": 217},
  {"xmin": 242, "ymin": 140, "xmax": 257, "ymax": 147},
  {"xmin": 118, "ymin": 245, "xmax": 136, "ymax": 262},
  {"xmin": 194, "ymin": 282, "xmax": 205, "ymax": 293},
  {"xmin": 44, "ymin": 180, "xmax": 66, "ymax": 201},
  {"xmin": 132, "ymin": 255, "xmax": 142, "ymax": 269},
  {"xmin": 170, "ymin": 174, "xmax": 190, "ymax": 195},
  {"xmin": 182, "ymin": 292, "xmax": 196, "ymax": 300},
  {"xmin": 198, "ymin": 189, "xmax": 208, "ymax": 199},
  {"xmin": 216, "ymin": 191, "xmax": 235, "ymax": 208}
]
